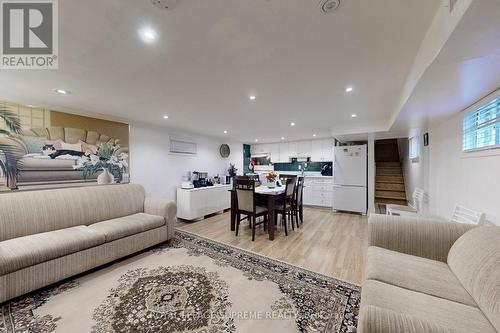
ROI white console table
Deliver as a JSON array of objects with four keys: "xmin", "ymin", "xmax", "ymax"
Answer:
[{"xmin": 176, "ymin": 184, "xmax": 231, "ymax": 220}]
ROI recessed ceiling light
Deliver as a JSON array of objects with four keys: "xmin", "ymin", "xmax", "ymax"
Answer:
[
  {"xmin": 290, "ymin": 122, "xmax": 295, "ymax": 126},
  {"xmin": 255, "ymin": 139, "xmax": 258, "ymax": 142},
  {"xmin": 163, "ymin": 115, "xmax": 169, "ymax": 119},
  {"xmin": 223, "ymin": 130, "xmax": 228, "ymax": 134},
  {"xmin": 281, "ymin": 137, "xmax": 285, "ymax": 140},
  {"xmin": 139, "ymin": 27, "xmax": 158, "ymax": 44},
  {"xmin": 345, "ymin": 86, "xmax": 354, "ymax": 93},
  {"xmin": 249, "ymin": 95, "xmax": 256, "ymax": 101},
  {"xmin": 351, "ymin": 114, "xmax": 358, "ymax": 118},
  {"xmin": 313, "ymin": 134, "xmax": 317, "ymax": 137},
  {"xmin": 54, "ymin": 89, "xmax": 70, "ymax": 95}
]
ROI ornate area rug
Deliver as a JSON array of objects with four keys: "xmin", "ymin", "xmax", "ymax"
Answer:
[{"xmin": 0, "ymin": 230, "xmax": 360, "ymax": 333}]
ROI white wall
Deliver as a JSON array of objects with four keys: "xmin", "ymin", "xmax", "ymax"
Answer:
[
  {"xmin": 428, "ymin": 110, "xmax": 500, "ymax": 225},
  {"xmin": 398, "ymin": 128, "xmax": 430, "ymax": 213},
  {"xmin": 129, "ymin": 122, "xmax": 243, "ymax": 200},
  {"xmin": 400, "ymin": 89, "xmax": 500, "ymax": 225}
]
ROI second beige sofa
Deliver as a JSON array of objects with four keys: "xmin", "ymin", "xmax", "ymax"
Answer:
[{"xmin": 358, "ymin": 214, "xmax": 499, "ymax": 333}]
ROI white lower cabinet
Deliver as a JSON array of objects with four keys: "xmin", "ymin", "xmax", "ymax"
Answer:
[
  {"xmin": 303, "ymin": 177, "xmax": 333, "ymax": 207},
  {"xmin": 177, "ymin": 185, "xmax": 231, "ymax": 220}
]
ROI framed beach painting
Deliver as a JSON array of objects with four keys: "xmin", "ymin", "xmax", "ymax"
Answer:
[{"xmin": 0, "ymin": 100, "xmax": 129, "ymax": 192}]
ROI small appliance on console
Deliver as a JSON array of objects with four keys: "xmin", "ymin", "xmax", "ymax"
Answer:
[
  {"xmin": 181, "ymin": 171, "xmax": 194, "ymax": 189},
  {"xmin": 192, "ymin": 171, "xmax": 208, "ymax": 188}
]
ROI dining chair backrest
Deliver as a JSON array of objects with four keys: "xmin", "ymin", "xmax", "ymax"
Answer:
[
  {"xmin": 235, "ymin": 178, "xmax": 255, "ymax": 213},
  {"xmin": 285, "ymin": 178, "xmax": 296, "ymax": 198},
  {"xmin": 296, "ymin": 176, "xmax": 304, "ymax": 205}
]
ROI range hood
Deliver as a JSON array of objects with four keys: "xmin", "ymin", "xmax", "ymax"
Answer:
[{"xmin": 250, "ymin": 153, "xmax": 269, "ymax": 158}]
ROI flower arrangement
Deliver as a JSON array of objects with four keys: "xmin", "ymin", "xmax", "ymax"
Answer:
[
  {"xmin": 74, "ymin": 141, "xmax": 128, "ymax": 183},
  {"xmin": 265, "ymin": 171, "xmax": 278, "ymax": 182},
  {"xmin": 228, "ymin": 163, "xmax": 238, "ymax": 177}
]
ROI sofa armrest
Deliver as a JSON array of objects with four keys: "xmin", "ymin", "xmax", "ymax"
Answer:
[
  {"xmin": 368, "ymin": 214, "xmax": 476, "ymax": 262},
  {"xmin": 358, "ymin": 306, "xmax": 453, "ymax": 333},
  {"xmin": 144, "ymin": 197, "xmax": 177, "ymax": 239}
]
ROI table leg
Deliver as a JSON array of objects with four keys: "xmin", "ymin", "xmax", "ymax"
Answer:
[
  {"xmin": 230, "ymin": 191, "xmax": 236, "ymax": 231},
  {"xmin": 267, "ymin": 195, "xmax": 275, "ymax": 240}
]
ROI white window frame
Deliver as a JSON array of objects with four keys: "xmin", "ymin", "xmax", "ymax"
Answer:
[
  {"xmin": 462, "ymin": 96, "xmax": 500, "ymax": 153},
  {"xmin": 409, "ymin": 136, "xmax": 419, "ymax": 162}
]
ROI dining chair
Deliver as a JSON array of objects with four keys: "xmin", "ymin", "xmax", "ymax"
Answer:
[
  {"xmin": 291, "ymin": 176, "xmax": 304, "ymax": 228},
  {"xmin": 234, "ymin": 178, "xmax": 269, "ymax": 241},
  {"xmin": 275, "ymin": 178, "xmax": 296, "ymax": 236}
]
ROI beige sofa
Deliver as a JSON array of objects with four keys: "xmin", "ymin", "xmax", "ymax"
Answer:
[
  {"xmin": 358, "ymin": 214, "xmax": 499, "ymax": 333},
  {"xmin": 0, "ymin": 184, "xmax": 176, "ymax": 303}
]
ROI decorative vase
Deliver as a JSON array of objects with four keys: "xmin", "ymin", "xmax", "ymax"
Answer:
[
  {"xmin": 97, "ymin": 168, "xmax": 114, "ymax": 185},
  {"xmin": 268, "ymin": 180, "xmax": 276, "ymax": 188}
]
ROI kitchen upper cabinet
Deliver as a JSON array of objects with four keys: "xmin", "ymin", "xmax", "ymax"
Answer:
[
  {"xmin": 297, "ymin": 141, "xmax": 312, "ymax": 157},
  {"xmin": 310, "ymin": 139, "xmax": 334, "ymax": 162},
  {"xmin": 311, "ymin": 140, "xmax": 323, "ymax": 161},
  {"xmin": 322, "ymin": 139, "xmax": 334, "ymax": 161},
  {"xmin": 250, "ymin": 144, "xmax": 269, "ymax": 155},
  {"xmin": 269, "ymin": 143, "xmax": 280, "ymax": 162},
  {"xmin": 288, "ymin": 141, "xmax": 298, "ymax": 158},
  {"xmin": 278, "ymin": 143, "xmax": 289, "ymax": 163}
]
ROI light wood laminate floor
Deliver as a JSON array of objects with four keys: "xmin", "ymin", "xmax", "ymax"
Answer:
[{"xmin": 176, "ymin": 207, "xmax": 368, "ymax": 285}]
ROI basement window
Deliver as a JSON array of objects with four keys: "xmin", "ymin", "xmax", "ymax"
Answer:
[
  {"xmin": 463, "ymin": 97, "xmax": 500, "ymax": 152},
  {"xmin": 409, "ymin": 136, "xmax": 419, "ymax": 161}
]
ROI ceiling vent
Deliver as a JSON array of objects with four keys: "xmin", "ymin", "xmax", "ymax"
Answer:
[
  {"xmin": 151, "ymin": 0, "xmax": 178, "ymax": 10},
  {"xmin": 319, "ymin": 0, "xmax": 341, "ymax": 14}
]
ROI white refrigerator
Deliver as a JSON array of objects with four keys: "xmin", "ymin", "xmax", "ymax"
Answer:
[{"xmin": 333, "ymin": 145, "xmax": 367, "ymax": 214}]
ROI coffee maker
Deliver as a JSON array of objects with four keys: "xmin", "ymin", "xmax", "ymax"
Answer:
[{"xmin": 192, "ymin": 171, "xmax": 208, "ymax": 188}]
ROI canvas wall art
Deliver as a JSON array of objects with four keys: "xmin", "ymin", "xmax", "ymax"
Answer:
[{"xmin": 0, "ymin": 101, "xmax": 129, "ymax": 192}]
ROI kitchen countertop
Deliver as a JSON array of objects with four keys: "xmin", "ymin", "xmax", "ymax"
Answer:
[
  {"xmin": 178, "ymin": 184, "xmax": 231, "ymax": 192},
  {"xmin": 277, "ymin": 172, "xmax": 333, "ymax": 178}
]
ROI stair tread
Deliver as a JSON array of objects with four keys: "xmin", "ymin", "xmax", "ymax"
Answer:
[
  {"xmin": 376, "ymin": 177, "xmax": 404, "ymax": 183},
  {"xmin": 376, "ymin": 190, "xmax": 407, "ymax": 200},
  {"xmin": 376, "ymin": 198, "xmax": 408, "ymax": 205}
]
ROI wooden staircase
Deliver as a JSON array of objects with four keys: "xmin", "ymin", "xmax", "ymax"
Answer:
[{"xmin": 375, "ymin": 140, "xmax": 407, "ymax": 205}]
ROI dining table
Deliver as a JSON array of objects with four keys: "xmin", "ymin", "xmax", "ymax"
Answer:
[{"xmin": 229, "ymin": 185, "xmax": 285, "ymax": 240}]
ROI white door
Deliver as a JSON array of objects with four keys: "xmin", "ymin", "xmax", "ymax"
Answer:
[
  {"xmin": 334, "ymin": 145, "xmax": 367, "ymax": 186},
  {"xmin": 333, "ymin": 185, "xmax": 367, "ymax": 213}
]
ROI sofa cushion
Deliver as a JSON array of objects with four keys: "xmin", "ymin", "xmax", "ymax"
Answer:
[
  {"xmin": 0, "ymin": 184, "xmax": 146, "ymax": 241},
  {"xmin": 359, "ymin": 305, "xmax": 454, "ymax": 333},
  {"xmin": 0, "ymin": 226, "xmax": 105, "ymax": 275},
  {"xmin": 17, "ymin": 156, "xmax": 78, "ymax": 171},
  {"xmin": 447, "ymin": 226, "xmax": 500, "ymax": 332},
  {"xmin": 366, "ymin": 246, "xmax": 476, "ymax": 306},
  {"xmin": 360, "ymin": 280, "xmax": 496, "ymax": 333},
  {"xmin": 88, "ymin": 213, "xmax": 165, "ymax": 242}
]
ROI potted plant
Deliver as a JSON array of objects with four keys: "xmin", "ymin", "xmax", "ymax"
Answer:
[
  {"xmin": 0, "ymin": 108, "xmax": 24, "ymax": 189},
  {"xmin": 74, "ymin": 141, "xmax": 128, "ymax": 184},
  {"xmin": 265, "ymin": 171, "xmax": 278, "ymax": 188}
]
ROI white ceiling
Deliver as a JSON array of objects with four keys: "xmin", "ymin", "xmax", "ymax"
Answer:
[
  {"xmin": 0, "ymin": 0, "xmax": 440, "ymax": 143},
  {"xmin": 391, "ymin": 0, "xmax": 500, "ymax": 134}
]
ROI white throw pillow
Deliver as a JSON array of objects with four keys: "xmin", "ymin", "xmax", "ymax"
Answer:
[{"xmin": 60, "ymin": 142, "xmax": 82, "ymax": 152}]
